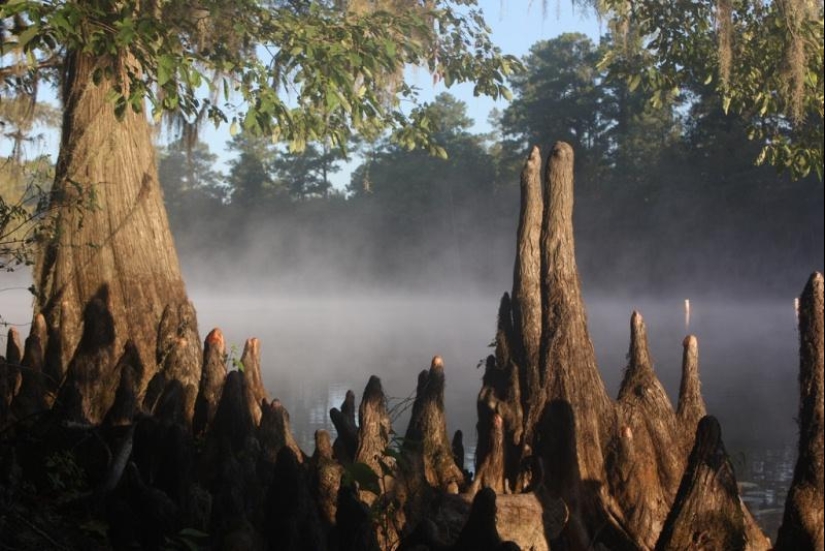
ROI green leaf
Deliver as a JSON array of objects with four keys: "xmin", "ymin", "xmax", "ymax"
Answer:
[{"xmin": 157, "ymin": 55, "xmax": 174, "ymax": 87}]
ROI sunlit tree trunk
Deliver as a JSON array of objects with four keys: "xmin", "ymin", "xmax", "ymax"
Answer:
[{"xmin": 34, "ymin": 49, "xmax": 200, "ymax": 423}]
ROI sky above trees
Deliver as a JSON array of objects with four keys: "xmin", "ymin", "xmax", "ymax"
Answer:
[{"xmin": 190, "ymin": 0, "xmax": 603, "ymax": 188}]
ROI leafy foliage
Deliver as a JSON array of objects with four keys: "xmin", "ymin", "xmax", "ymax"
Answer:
[
  {"xmin": 597, "ymin": 0, "xmax": 824, "ymax": 179},
  {"xmin": 1, "ymin": 0, "xmax": 520, "ymax": 153}
]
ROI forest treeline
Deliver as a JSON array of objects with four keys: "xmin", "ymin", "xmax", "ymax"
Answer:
[
  {"xmin": 4, "ymin": 33, "xmax": 822, "ymax": 295},
  {"xmin": 159, "ymin": 34, "xmax": 823, "ymax": 296}
]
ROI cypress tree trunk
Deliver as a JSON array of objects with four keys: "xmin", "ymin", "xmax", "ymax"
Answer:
[{"xmin": 34, "ymin": 49, "xmax": 198, "ymax": 423}]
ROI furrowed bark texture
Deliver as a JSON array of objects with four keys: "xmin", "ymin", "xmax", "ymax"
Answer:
[
  {"xmin": 475, "ymin": 143, "xmax": 724, "ymax": 549},
  {"xmin": 404, "ymin": 356, "xmax": 465, "ymax": 493},
  {"xmin": 34, "ymin": 49, "xmax": 198, "ymax": 423},
  {"xmin": 355, "ymin": 375, "xmax": 392, "ymax": 488},
  {"xmin": 193, "ymin": 328, "xmax": 227, "ymax": 436},
  {"xmin": 534, "ymin": 142, "xmax": 618, "ymax": 546},
  {"xmin": 655, "ymin": 416, "xmax": 770, "ymax": 551},
  {"xmin": 676, "ymin": 335, "xmax": 706, "ymax": 440},
  {"xmin": 241, "ymin": 338, "xmax": 268, "ymax": 425},
  {"xmin": 775, "ymin": 272, "xmax": 824, "ymax": 551},
  {"xmin": 511, "ymin": 145, "xmax": 543, "ymax": 429},
  {"xmin": 608, "ymin": 311, "xmax": 685, "ymax": 548}
]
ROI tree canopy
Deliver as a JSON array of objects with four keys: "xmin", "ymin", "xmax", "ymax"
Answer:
[
  {"xmin": 1, "ymin": 0, "xmax": 518, "ymax": 155},
  {"xmin": 598, "ymin": 0, "xmax": 824, "ymax": 179}
]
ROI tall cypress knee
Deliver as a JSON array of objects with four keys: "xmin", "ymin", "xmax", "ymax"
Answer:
[{"xmin": 775, "ymin": 272, "xmax": 824, "ymax": 551}]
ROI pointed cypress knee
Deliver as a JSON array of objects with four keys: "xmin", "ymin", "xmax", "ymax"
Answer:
[
  {"xmin": 5, "ymin": 326, "xmax": 23, "ymax": 367},
  {"xmin": 103, "ymin": 341, "xmax": 142, "ymax": 427},
  {"xmin": 477, "ymin": 293, "xmax": 523, "ymax": 483},
  {"xmin": 240, "ymin": 337, "xmax": 268, "ymax": 425},
  {"xmin": 11, "ymin": 325, "xmax": 48, "ymax": 420},
  {"xmin": 193, "ymin": 328, "xmax": 227, "ymax": 436},
  {"xmin": 676, "ymin": 335, "xmax": 707, "ymax": 443},
  {"xmin": 355, "ymin": 376, "xmax": 392, "ymax": 483},
  {"xmin": 258, "ymin": 398, "xmax": 304, "ymax": 464},
  {"xmin": 775, "ymin": 272, "xmax": 824, "ymax": 551},
  {"xmin": 655, "ymin": 416, "xmax": 770, "ymax": 551},
  {"xmin": 533, "ymin": 142, "xmax": 616, "ymax": 545},
  {"xmin": 452, "ymin": 430, "xmax": 465, "ymax": 474},
  {"xmin": 609, "ymin": 311, "xmax": 685, "ymax": 548},
  {"xmin": 512, "ymin": 145, "xmax": 543, "ymax": 418},
  {"xmin": 156, "ymin": 302, "xmax": 202, "ymax": 426},
  {"xmin": 470, "ymin": 413, "xmax": 507, "ymax": 496},
  {"xmin": 1, "ymin": 327, "xmax": 23, "ymax": 419},
  {"xmin": 404, "ymin": 356, "xmax": 465, "ymax": 493},
  {"xmin": 330, "ymin": 389, "xmax": 358, "ymax": 463}
]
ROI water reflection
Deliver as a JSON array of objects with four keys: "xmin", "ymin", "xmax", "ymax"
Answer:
[{"xmin": 734, "ymin": 445, "xmax": 795, "ymax": 538}]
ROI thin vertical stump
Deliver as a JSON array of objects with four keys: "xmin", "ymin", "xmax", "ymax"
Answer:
[
  {"xmin": 676, "ymin": 335, "xmax": 707, "ymax": 444},
  {"xmin": 258, "ymin": 398, "xmax": 305, "ymax": 464},
  {"xmin": 512, "ymin": 145, "xmax": 544, "ymax": 426},
  {"xmin": 193, "ymin": 328, "xmax": 228, "ymax": 436},
  {"xmin": 775, "ymin": 272, "xmax": 824, "ymax": 551},
  {"xmin": 241, "ymin": 337, "xmax": 268, "ymax": 425},
  {"xmin": 330, "ymin": 390, "xmax": 358, "ymax": 464}
]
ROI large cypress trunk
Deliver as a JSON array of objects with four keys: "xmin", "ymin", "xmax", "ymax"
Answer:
[{"xmin": 34, "ymin": 49, "xmax": 199, "ymax": 423}]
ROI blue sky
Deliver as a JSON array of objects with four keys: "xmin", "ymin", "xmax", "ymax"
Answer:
[{"xmin": 406, "ymin": 0, "xmax": 602, "ymax": 135}]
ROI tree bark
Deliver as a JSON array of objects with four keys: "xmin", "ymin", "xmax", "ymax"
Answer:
[
  {"xmin": 676, "ymin": 335, "xmax": 706, "ymax": 441},
  {"xmin": 241, "ymin": 338, "xmax": 268, "ymax": 425},
  {"xmin": 511, "ymin": 145, "xmax": 543, "ymax": 429},
  {"xmin": 655, "ymin": 416, "xmax": 770, "ymax": 551},
  {"xmin": 533, "ymin": 142, "xmax": 620, "ymax": 547},
  {"xmin": 193, "ymin": 328, "xmax": 228, "ymax": 436},
  {"xmin": 355, "ymin": 375, "xmax": 392, "ymax": 489},
  {"xmin": 775, "ymin": 272, "xmax": 824, "ymax": 551},
  {"xmin": 34, "ymin": 49, "xmax": 197, "ymax": 423},
  {"xmin": 403, "ymin": 356, "xmax": 465, "ymax": 493},
  {"xmin": 608, "ymin": 311, "xmax": 685, "ymax": 549}
]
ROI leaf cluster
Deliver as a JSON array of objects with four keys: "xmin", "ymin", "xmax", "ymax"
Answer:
[
  {"xmin": 1, "ymin": 0, "xmax": 521, "ymax": 153},
  {"xmin": 598, "ymin": 0, "xmax": 824, "ymax": 179}
]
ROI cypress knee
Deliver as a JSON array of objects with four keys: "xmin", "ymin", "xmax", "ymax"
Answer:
[
  {"xmin": 193, "ymin": 328, "xmax": 228, "ymax": 436},
  {"xmin": 676, "ymin": 335, "xmax": 706, "ymax": 445},
  {"xmin": 655, "ymin": 416, "xmax": 770, "ymax": 551},
  {"xmin": 241, "ymin": 337, "xmax": 268, "ymax": 425},
  {"xmin": 775, "ymin": 272, "xmax": 824, "ymax": 551}
]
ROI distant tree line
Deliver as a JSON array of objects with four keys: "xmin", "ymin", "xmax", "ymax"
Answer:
[{"xmin": 157, "ymin": 33, "xmax": 824, "ymax": 295}]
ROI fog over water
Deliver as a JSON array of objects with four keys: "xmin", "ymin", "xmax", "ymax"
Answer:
[
  {"xmin": 0, "ymin": 269, "xmax": 806, "ymax": 453},
  {"xmin": 189, "ymin": 285, "xmax": 803, "ymax": 455}
]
